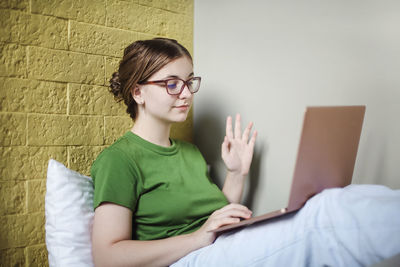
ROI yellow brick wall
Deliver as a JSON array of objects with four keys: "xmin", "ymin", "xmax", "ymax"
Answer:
[{"xmin": 0, "ymin": 0, "xmax": 194, "ymax": 265}]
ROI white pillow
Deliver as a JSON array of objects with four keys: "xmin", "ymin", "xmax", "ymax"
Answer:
[{"xmin": 45, "ymin": 159, "xmax": 95, "ymax": 267}]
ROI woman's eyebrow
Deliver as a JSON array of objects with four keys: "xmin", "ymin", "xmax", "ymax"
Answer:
[
  {"xmin": 163, "ymin": 72, "xmax": 194, "ymax": 79},
  {"xmin": 164, "ymin": 75, "xmax": 179, "ymax": 79}
]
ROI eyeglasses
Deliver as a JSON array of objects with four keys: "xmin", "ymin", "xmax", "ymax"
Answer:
[{"xmin": 139, "ymin": 77, "xmax": 201, "ymax": 95}]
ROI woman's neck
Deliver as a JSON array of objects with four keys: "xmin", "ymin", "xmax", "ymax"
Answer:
[{"xmin": 131, "ymin": 116, "xmax": 172, "ymax": 147}]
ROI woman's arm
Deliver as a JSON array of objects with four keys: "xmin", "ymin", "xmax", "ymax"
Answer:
[
  {"xmin": 221, "ymin": 114, "xmax": 257, "ymax": 203},
  {"xmin": 92, "ymin": 202, "xmax": 252, "ymax": 267},
  {"xmin": 222, "ymin": 171, "xmax": 247, "ymax": 203}
]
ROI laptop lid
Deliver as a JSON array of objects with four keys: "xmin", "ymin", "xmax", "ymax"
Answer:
[
  {"xmin": 287, "ymin": 105, "xmax": 366, "ymax": 211},
  {"xmin": 213, "ymin": 105, "xmax": 366, "ymax": 233}
]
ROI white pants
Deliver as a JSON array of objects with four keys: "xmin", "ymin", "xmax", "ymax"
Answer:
[{"xmin": 172, "ymin": 185, "xmax": 400, "ymax": 267}]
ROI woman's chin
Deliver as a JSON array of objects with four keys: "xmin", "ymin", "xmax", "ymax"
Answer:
[
  {"xmin": 173, "ymin": 115, "xmax": 189, "ymax": 123},
  {"xmin": 171, "ymin": 112, "xmax": 190, "ymax": 123}
]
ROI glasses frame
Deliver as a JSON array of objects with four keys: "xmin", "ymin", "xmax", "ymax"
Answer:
[{"xmin": 139, "ymin": 77, "xmax": 201, "ymax": 96}]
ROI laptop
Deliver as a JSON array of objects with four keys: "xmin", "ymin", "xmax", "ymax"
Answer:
[{"xmin": 213, "ymin": 105, "xmax": 366, "ymax": 233}]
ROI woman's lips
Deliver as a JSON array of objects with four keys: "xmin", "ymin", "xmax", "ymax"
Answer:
[{"xmin": 174, "ymin": 105, "xmax": 190, "ymax": 110}]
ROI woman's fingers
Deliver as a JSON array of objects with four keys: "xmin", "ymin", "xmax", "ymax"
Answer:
[
  {"xmin": 242, "ymin": 121, "xmax": 253, "ymax": 143},
  {"xmin": 208, "ymin": 204, "xmax": 252, "ymax": 231},
  {"xmin": 234, "ymin": 114, "xmax": 241, "ymax": 139},
  {"xmin": 211, "ymin": 217, "xmax": 241, "ymax": 229},
  {"xmin": 226, "ymin": 116, "xmax": 234, "ymax": 139},
  {"xmin": 249, "ymin": 130, "xmax": 257, "ymax": 149},
  {"xmin": 226, "ymin": 114, "xmax": 255, "ymax": 144},
  {"xmin": 213, "ymin": 203, "xmax": 252, "ymax": 216},
  {"xmin": 213, "ymin": 203, "xmax": 244, "ymax": 214},
  {"xmin": 213, "ymin": 208, "xmax": 252, "ymax": 220},
  {"xmin": 196, "ymin": 203, "xmax": 252, "ymax": 245},
  {"xmin": 219, "ymin": 208, "xmax": 252, "ymax": 220}
]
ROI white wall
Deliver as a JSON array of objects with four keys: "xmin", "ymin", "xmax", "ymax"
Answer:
[{"xmin": 193, "ymin": 0, "xmax": 400, "ymax": 215}]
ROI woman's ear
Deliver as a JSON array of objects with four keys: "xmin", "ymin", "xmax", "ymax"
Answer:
[{"xmin": 132, "ymin": 86, "xmax": 144, "ymax": 105}]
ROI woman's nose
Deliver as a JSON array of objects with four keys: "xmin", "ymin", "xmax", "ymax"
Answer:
[{"xmin": 179, "ymin": 85, "xmax": 192, "ymax": 99}]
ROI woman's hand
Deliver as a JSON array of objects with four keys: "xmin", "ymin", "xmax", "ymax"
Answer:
[
  {"xmin": 192, "ymin": 203, "xmax": 252, "ymax": 247},
  {"xmin": 221, "ymin": 114, "xmax": 257, "ymax": 176}
]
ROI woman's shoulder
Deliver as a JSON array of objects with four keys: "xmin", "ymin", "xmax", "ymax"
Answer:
[
  {"xmin": 91, "ymin": 132, "xmax": 142, "ymax": 173},
  {"xmin": 95, "ymin": 134, "xmax": 131, "ymax": 159}
]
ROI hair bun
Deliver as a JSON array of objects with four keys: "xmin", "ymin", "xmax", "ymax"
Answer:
[{"xmin": 109, "ymin": 72, "xmax": 122, "ymax": 98}]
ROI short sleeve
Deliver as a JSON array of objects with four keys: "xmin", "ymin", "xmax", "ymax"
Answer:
[{"xmin": 91, "ymin": 148, "xmax": 141, "ymax": 211}]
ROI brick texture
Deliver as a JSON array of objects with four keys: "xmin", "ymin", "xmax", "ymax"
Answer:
[
  {"xmin": 27, "ymin": 180, "xmax": 46, "ymax": 213},
  {"xmin": 0, "ymin": 146, "xmax": 67, "ymax": 181},
  {"xmin": 0, "ymin": 43, "xmax": 26, "ymax": 78},
  {"xmin": 107, "ymin": 1, "xmax": 164, "ymax": 34},
  {"xmin": 0, "ymin": 248, "xmax": 26, "ymax": 267},
  {"xmin": 0, "ymin": 0, "xmax": 194, "ymax": 265},
  {"xmin": 0, "ymin": 9, "xmax": 68, "ymax": 50},
  {"xmin": 0, "ymin": 213, "xmax": 45, "ymax": 250},
  {"xmin": 28, "ymin": 46, "xmax": 105, "ymax": 85},
  {"xmin": 105, "ymin": 56, "xmax": 121, "ymax": 80},
  {"xmin": 0, "ymin": 78, "xmax": 67, "ymax": 114},
  {"xmin": 26, "ymin": 244, "xmax": 49, "ymax": 267},
  {"xmin": 28, "ymin": 114, "xmax": 104, "ymax": 146},
  {"xmin": 69, "ymin": 83, "xmax": 125, "ymax": 116},
  {"xmin": 140, "ymin": 0, "xmax": 193, "ymax": 14},
  {"xmin": 0, "ymin": 0, "xmax": 28, "ymax": 10},
  {"xmin": 70, "ymin": 21, "xmax": 138, "ymax": 57},
  {"xmin": 0, "ymin": 181, "xmax": 26, "ymax": 216},
  {"xmin": 31, "ymin": 0, "xmax": 106, "ymax": 25},
  {"xmin": 0, "ymin": 113, "xmax": 27, "ymax": 146}
]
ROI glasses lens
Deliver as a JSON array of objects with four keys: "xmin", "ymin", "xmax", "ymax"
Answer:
[
  {"xmin": 166, "ymin": 79, "xmax": 183, "ymax": 94},
  {"xmin": 188, "ymin": 78, "xmax": 200, "ymax": 93},
  {"xmin": 165, "ymin": 78, "xmax": 201, "ymax": 95}
]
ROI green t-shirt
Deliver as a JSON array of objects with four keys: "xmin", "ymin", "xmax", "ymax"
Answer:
[{"xmin": 91, "ymin": 131, "xmax": 228, "ymax": 240}]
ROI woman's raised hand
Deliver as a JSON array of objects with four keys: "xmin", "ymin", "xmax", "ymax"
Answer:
[
  {"xmin": 192, "ymin": 203, "xmax": 252, "ymax": 247},
  {"xmin": 221, "ymin": 114, "xmax": 257, "ymax": 176}
]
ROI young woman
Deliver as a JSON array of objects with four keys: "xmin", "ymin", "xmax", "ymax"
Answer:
[{"xmin": 91, "ymin": 38, "xmax": 400, "ymax": 267}]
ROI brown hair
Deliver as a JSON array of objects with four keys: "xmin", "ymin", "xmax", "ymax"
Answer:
[{"xmin": 109, "ymin": 38, "xmax": 192, "ymax": 120}]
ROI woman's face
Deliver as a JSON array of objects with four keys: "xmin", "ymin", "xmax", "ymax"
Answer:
[{"xmin": 137, "ymin": 56, "xmax": 194, "ymax": 124}]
